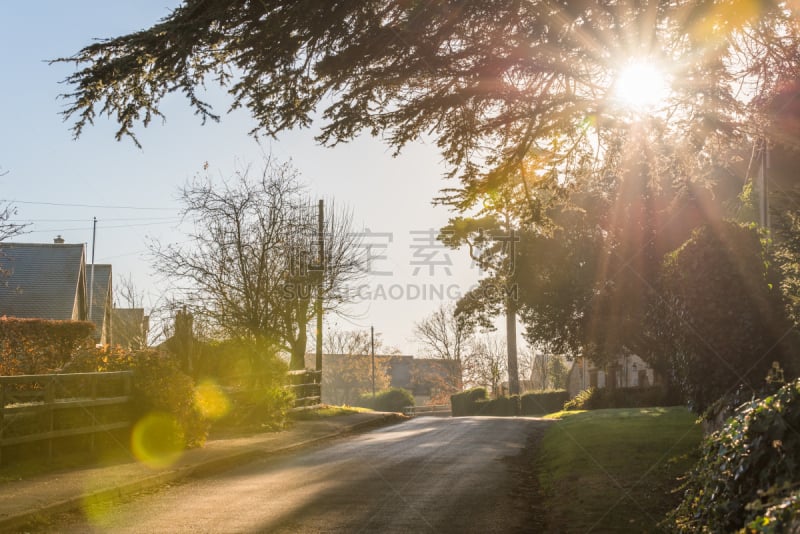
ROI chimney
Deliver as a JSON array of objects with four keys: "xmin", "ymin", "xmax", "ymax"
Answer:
[{"xmin": 53, "ymin": 235, "xmax": 65, "ymax": 244}]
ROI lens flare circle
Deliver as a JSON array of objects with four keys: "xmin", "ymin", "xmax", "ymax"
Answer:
[
  {"xmin": 131, "ymin": 412, "xmax": 184, "ymax": 469},
  {"xmin": 194, "ymin": 379, "xmax": 231, "ymax": 420}
]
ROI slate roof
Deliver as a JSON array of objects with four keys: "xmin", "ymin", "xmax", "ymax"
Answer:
[
  {"xmin": 0, "ymin": 242, "xmax": 86, "ymax": 320},
  {"xmin": 87, "ymin": 264, "xmax": 112, "ymax": 340}
]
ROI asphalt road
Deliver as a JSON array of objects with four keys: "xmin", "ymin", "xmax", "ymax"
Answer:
[{"xmin": 43, "ymin": 417, "xmax": 551, "ymax": 533}]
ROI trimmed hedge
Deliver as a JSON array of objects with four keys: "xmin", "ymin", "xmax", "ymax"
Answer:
[
  {"xmin": 564, "ymin": 386, "xmax": 682, "ymax": 411},
  {"xmin": 451, "ymin": 388, "xmax": 488, "ymax": 416},
  {"xmin": 521, "ymin": 390, "xmax": 569, "ymax": 415},
  {"xmin": 474, "ymin": 395, "xmax": 521, "ymax": 416},
  {"xmin": 357, "ymin": 387, "xmax": 415, "ymax": 412},
  {"xmin": 451, "ymin": 389, "xmax": 568, "ymax": 416},
  {"xmin": 0, "ymin": 317, "xmax": 95, "ymax": 375}
]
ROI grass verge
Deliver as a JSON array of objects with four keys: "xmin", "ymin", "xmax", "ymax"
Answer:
[
  {"xmin": 289, "ymin": 405, "xmax": 373, "ymax": 421},
  {"xmin": 537, "ymin": 407, "xmax": 701, "ymax": 533}
]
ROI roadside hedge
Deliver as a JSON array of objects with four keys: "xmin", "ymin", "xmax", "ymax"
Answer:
[
  {"xmin": 666, "ymin": 379, "xmax": 800, "ymax": 532},
  {"xmin": 451, "ymin": 389, "xmax": 568, "ymax": 416},
  {"xmin": 521, "ymin": 390, "xmax": 569, "ymax": 414},
  {"xmin": 68, "ymin": 347, "xmax": 210, "ymax": 447},
  {"xmin": 451, "ymin": 388, "xmax": 488, "ymax": 416},
  {"xmin": 356, "ymin": 387, "xmax": 415, "ymax": 412},
  {"xmin": 564, "ymin": 386, "xmax": 681, "ymax": 411},
  {"xmin": 474, "ymin": 395, "xmax": 521, "ymax": 416},
  {"xmin": 0, "ymin": 317, "xmax": 94, "ymax": 375}
]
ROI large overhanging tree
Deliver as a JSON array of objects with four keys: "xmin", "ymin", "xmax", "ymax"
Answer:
[
  {"xmin": 57, "ymin": 1, "xmax": 800, "ymax": 388},
  {"xmin": 55, "ymin": 0, "xmax": 799, "ymax": 189}
]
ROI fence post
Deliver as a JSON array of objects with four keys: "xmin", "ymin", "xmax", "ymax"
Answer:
[
  {"xmin": 90, "ymin": 374, "xmax": 97, "ymax": 453},
  {"xmin": 0, "ymin": 384, "xmax": 5, "ymax": 466},
  {"xmin": 45, "ymin": 377, "xmax": 55, "ymax": 463}
]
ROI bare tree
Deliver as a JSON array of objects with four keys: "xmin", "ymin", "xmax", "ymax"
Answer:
[
  {"xmin": 465, "ymin": 335, "xmax": 508, "ymax": 397},
  {"xmin": 318, "ymin": 328, "xmax": 390, "ymax": 405},
  {"xmin": 413, "ymin": 303, "xmax": 473, "ymax": 393},
  {"xmin": 529, "ymin": 350, "xmax": 569, "ymax": 391},
  {"xmin": 151, "ymin": 158, "xmax": 364, "ymax": 370},
  {"xmin": 322, "ymin": 328, "xmax": 371, "ymax": 356},
  {"xmin": 114, "ymin": 272, "xmax": 145, "ymax": 307},
  {"xmin": 0, "ymin": 167, "xmax": 28, "ymax": 242}
]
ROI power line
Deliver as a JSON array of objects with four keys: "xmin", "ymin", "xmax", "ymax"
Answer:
[
  {"xmin": 23, "ymin": 220, "xmax": 183, "ymax": 234},
  {"xmin": 1, "ymin": 199, "xmax": 176, "ymax": 211},
  {"xmin": 11, "ymin": 216, "xmax": 181, "ymax": 223}
]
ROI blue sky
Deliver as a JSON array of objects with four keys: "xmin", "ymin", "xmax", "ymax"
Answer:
[{"xmin": 0, "ymin": 1, "xmax": 480, "ymax": 351}]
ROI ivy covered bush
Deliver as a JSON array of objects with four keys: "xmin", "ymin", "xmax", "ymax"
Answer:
[{"xmin": 666, "ymin": 379, "xmax": 800, "ymax": 532}]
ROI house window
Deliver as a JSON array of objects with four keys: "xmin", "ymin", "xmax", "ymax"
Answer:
[{"xmin": 589, "ymin": 370, "xmax": 598, "ymax": 388}]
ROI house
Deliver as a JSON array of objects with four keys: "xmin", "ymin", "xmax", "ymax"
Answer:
[
  {"xmin": 0, "ymin": 240, "xmax": 116, "ymax": 346},
  {"xmin": 112, "ymin": 308, "xmax": 149, "ymax": 350},
  {"xmin": 87, "ymin": 264, "xmax": 113, "ymax": 345},
  {"xmin": 0, "ymin": 240, "xmax": 88, "ymax": 321},
  {"xmin": 566, "ymin": 353, "xmax": 659, "ymax": 398}
]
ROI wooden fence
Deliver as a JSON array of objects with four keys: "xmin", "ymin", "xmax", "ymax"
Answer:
[
  {"xmin": 286, "ymin": 369, "xmax": 322, "ymax": 411},
  {"xmin": 403, "ymin": 404, "xmax": 451, "ymax": 417},
  {"xmin": 0, "ymin": 371, "xmax": 134, "ymax": 465}
]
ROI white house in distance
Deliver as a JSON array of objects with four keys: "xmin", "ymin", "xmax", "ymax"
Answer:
[{"xmin": 566, "ymin": 353, "xmax": 658, "ymax": 398}]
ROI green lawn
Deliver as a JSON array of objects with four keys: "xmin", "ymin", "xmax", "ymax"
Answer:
[{"xmin": 537, "ymin": 407, "xmax": 702, "ymax": 533}]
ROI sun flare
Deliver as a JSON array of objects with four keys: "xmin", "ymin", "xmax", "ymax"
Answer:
[{"xmin": 613, "ymin": 60, "xmax": 671, "ymax": 112}]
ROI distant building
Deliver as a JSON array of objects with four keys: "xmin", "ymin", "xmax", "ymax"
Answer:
[
  {"xmin": 566, "ymin": 354, "xmax": 658, "ymax": 398},
  {"xmin": 305, "ymin": 353, "xmax": 461, "ymax": 406}
]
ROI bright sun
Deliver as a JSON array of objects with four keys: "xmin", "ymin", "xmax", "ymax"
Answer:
[{"xmin": 613, "ymin": 60, "xmax": 671, "ymax": 112}]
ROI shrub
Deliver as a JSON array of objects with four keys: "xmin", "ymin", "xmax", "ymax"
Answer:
[
  {"xmin": 450, "ymin": 387, "xmax": 488, "ymax": 416},
  {"xmin": 68, "ymin": 346, "xmax": 210, "ymax": 448},
  {"xmin": 521, "ymin": 390, "xmax": 569, "ymax": 415},
  {"xmin": 222, "ymin": 386, "xmax": 294, "ymax": 430},
  {"xmin": 666, "ymin": 379, "xmax": 800, "ymax": 532},
  {"xmin": 564, "ymin": 386, "xmax": 681, "ymax": 411},
  {"xmin": 357, "ymin": 387, "xmax": 415, "ymax": 412},
  {"xmin": 564, "ymin": 387, "xmax": 596, "ymax": 410}
]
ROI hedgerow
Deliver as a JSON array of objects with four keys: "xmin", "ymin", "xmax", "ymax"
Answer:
[
  {"xmin": 357, "ymin": 387, "xmax": 415, "ymax": 412},
  {"xmin": 68, "ymin": 346, "xmax": 209, "ymax": 447},
  {"xmin": 564, "ymin": 386, "xmax": 681, "ymax": 411},
  {"xmin": 666, "ymin": 379, "xmax": 800, "ymax": 532}
]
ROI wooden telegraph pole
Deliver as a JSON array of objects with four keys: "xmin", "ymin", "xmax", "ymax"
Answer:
[{"xmin": 315, "ymin": 200, "xmax": 324, "ymax": 375}]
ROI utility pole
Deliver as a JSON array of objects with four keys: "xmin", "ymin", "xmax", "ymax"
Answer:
[
  {"xmin": 371, "ymin": 325, "xmax": 376, "ymax": 399},
  {"xmin": 88, "ymin": 216, "xmax": 97, "ymax": 321},
  {"xmin": 315, "ymin": 200, "xmax": 324, "ymax": 373}
]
